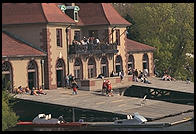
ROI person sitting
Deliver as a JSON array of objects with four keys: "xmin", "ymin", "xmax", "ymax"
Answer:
[
  {"xmin": 144, "ymin": 77, "xmax": 151, "ymax": 84},
  {"xmin": 31, "ymin": 87, "xmax": 38, "ymax": 96},
  {"xmin": 37, "ymin": 86, "xmax": 47, "ymax": 95},
  {"xmin": 16, "ymin": 86, "xmax": 24, "ymax": 94},
  {"xmin": 97, "ymin": 73, "xmax": 104, "ymax": 79},
  {"xmin": 162, "ymin": 74, "xmax": 168, "ymax": 80},
  {"xmin": 167, "ymin": 75, "xmax": 172, "ymax": 81},
  {"xmin": 24, "ymin": 86, "xmax": 31, "ymax": 94},
  {"xmin": 186, "ymin": 77, "xmax": 190, "ymax": 84},
  {"xmin": 110, "ymin": 71, "xmax": 114, "ymax": 77}
]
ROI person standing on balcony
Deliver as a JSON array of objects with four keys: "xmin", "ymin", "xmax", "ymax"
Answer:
[{"xmin": 95, "ymin": 37, "xmax": 100, "ymax": 44}]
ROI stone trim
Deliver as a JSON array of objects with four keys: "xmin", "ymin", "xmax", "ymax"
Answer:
[{"xmin": 40, "ymin": 28, "xmax": 55, "ymax": 89}]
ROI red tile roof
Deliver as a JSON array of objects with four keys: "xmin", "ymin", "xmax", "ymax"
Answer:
[
  {"xmin": 125, "ymin": 38, "xmax": 156, "ymax": 53},
  {"xmin": 2, "ymin": 31, "xmax": 46, "ymax": 57},
  {"xmin": 2, "ymin": 3, "xmax": 75, "ymax": 25},
  {"xmin": 76, "ymin": 3, "xmax": 131, "ymax": 26}
]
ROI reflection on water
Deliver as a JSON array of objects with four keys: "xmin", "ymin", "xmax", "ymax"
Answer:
[{"xmin": 7, "ymin": 99, "xmax": 194, "ymax": 131}]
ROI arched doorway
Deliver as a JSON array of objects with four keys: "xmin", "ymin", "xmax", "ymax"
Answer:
[
  {"xmin": 74, "ymin": 58, "xmax": 83, "ymax": 80},
  {"xmin": 2, "ymin": 61, "xmax": 13, "ymax": 91},
  {"xmin": 115, "ymin": 55, "xmax": 123, "ymax": 74},
  {"xmin": 143, "ymin": 53, "xmax": 149, "ymax": 75},
  {"xmin": 100, "ymin": 57, "xmax": 109, "ymax": 77},
  {"xmin": 28, "ymin": 60, "xmax": 38, "ymax": 90},
  {"xmin": 56, "ymin": 59, "xmax": 65, "ymax": 87},
  {"xmin": 88, "ymin": 57, "xmax": 96, "ymax": 78},
  {"xmin": 128, "ymin": 54, "xmax": 134, "ymax": 75}
]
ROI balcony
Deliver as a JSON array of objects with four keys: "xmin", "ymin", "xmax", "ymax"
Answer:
[{"xmin": 69, "ymin": 43, "xmax": 118, "ymax": 55}]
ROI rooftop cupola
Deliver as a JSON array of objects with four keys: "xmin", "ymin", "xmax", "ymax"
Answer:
[{"xmin": 59, "ymin": 3, "xmax": 80, "ymax": 22}]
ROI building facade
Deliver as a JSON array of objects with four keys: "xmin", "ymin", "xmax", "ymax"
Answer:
[{"xmin": 2, "ymin": 3, "xmax": 155, "ymax": 91}]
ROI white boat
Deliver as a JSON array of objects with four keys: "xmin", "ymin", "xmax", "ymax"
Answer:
[
  {"xmin": 32, "ymin": 114, "xmax": 60, "ymax": 124},
  {"xmin": 17, "ymin": 113, "xmax": 88, "ymax": 127},
  {"xmin": 114, "ymin": 112, "xmax": 147, "ymax": 125},
  {"xmin": 87, "ymin": 112, "xmax": 171, "ymax": 128}
]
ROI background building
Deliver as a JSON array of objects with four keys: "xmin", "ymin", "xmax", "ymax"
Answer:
[{"xmin": 2, "ymin": 3, "xmax": 155, "ymax": 91}]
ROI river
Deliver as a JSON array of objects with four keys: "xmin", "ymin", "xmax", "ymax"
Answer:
[{"xmin": 6, "ymin": 99, "xmax": 194, "ymax": 131}]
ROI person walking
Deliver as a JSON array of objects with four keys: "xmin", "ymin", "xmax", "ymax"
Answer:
[
  {"xmin": 135, "ymin": 69, "xmax": 139, "ymax": 82},
  {"xmin": 71, "ymin": 80, "xmax": 78, "ymax": 95},
  {"xmin": 102, "ymin": 80, "xmax": 107, "ymax": 95},
  {"xmin": 119, "ymin": 70, "xmax": 124, "ymax": 80},
  {"xmin": 106, "ymin": 80, "xmax": 113, "ymax": 97}
]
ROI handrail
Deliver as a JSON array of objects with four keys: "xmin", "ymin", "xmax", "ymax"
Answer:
[{"xmin": 69, "ymin": 43, "xmax": 118, "ymax": 54}]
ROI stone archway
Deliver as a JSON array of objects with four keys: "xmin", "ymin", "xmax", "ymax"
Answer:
[
  {"xmin": 28, "ymin": 60, "xmax": 38, "ymax": 90},
  {"xmin": 143, "ymin": 53, "xmax": 149, "ymax": 75},
  {"xmin": 115, "ymin": 55, "xmax": 123, "ymax": 74},
  {"xmin": 100, "ymin": 56, "xmax": 109, "ymax": 77},
  {"xmin": 2, "ymin": 61, "xmax": 13, "ymax": 91},
  {"xmin": 56, "ymin": 58, "xmax": 65, "ymax": 87},
  {"xmin": 88, "ymin": 57, "xmax": 96, "ymax": 78},
  {"xmin": 128, "ymin": 54, "xmax": 135, "ymax": 75},
  {"xmin": 74, "ymin": 58, "xmax": 83, "ymax": 80}
]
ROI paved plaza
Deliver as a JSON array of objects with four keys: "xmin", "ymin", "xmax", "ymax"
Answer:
[{"xmin": 15, "ymin": 86, "xmax": 194, "ymax": 121}]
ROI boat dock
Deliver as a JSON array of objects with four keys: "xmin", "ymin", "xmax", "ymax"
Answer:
[
  {"xmin": 132, "ymin": 76, "xmax": 194, "ymax": 94},
  {"xmin": 15, "ymin": 82, "xmax": 194, "ymax": 122}
]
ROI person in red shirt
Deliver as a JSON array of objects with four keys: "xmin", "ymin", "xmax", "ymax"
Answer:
[
  {"xmin": 102, "ymin": 80, "xmax": 107, "ymax": 95},
  {"xmin": 106, "ymin": 81, "xmax": 113, "ymax": 97},
  {"xmin": 72, "ymin": 80, "xmax": 78, "ymax": 95}
]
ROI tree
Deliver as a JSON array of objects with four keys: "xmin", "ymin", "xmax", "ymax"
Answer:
[
  {"xmin": 113, "ymin": 3, "xmax": 194, "ymax": 81},
  {"xmin": 2, "ymin": 75, "xmax": 19, "ymax": 131}
]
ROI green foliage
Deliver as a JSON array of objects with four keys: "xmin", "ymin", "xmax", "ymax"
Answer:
[
  {"xmin": 2, "ymin": 96, "xmax": 19, "ymax": 131},
  {"xmin": 2, "ymin": 75, "xmax": 19, "ymax": 131},
  {"xmin": 113, "ymin": 3, "xmax": 194, "ymax": 81}
]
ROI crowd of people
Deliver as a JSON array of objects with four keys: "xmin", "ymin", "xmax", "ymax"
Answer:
[
  {"xmin": 14, "ymin": 86, "xmax": 47, "ymax": 95},
  {"xmin": 161, "ymin": 70, "xmax": 176, "ymax": 81},
  {"xmin": 132, "ymin": 69, "xmax": 151, "ymax": 84},
  {"xmin": 64, "ymin": 73, "xmax": 75, "ymax": 88},
  {"xmin": 72, "ymin": 36, "xmax": 100, "ymax": 46}
]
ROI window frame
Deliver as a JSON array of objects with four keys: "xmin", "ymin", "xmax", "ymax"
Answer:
[{"xmin": 56, "ymin": 28, "xmax": 62, "ymax": 47}]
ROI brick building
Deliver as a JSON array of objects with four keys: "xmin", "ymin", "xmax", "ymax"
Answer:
[{"xmin": 2, "ymin": 3, "xmax": 155, "ymax": 91}]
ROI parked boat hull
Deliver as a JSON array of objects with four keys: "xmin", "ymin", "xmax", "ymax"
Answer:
[{"xmin": 17, "ymin": 121, "xmax": 88, "ymax": 127}]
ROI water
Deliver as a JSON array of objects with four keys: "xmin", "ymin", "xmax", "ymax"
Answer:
[{"xmin": 6, "ymin": 99, "xmax": 194, "ymax": 131}]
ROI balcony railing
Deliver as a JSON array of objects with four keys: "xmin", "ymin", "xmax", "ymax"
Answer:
[{"xmin": 69, "ymin": 43, "xmax": 118, "ymax": 55}]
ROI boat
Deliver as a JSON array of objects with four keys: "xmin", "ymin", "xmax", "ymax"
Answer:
[
  {"xmin": 17, "ymin": 113, "xmax": 88, "ymax": 127},
  {"xmin": 86, "ymin": 112, "xmax": 171, "ymax": 128}
]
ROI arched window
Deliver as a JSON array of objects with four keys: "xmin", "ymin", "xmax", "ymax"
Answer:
[
  {"xmin": 28, "ymin": 60, "xmax": 38, "ymax": 89},
  {"xmin": 115, "ymin": 55, "xmax": 123, "ymax": 73},
  {"xmin": 128, "ymin": 55, "xmax": 134, "ymax": 75},
  {"xmin": 2, "ymin": 61, "xmax": 13, "ymax": 91},
  {"xmin": 74, "ymin": 58, "xmax": 83, "ymax": 80},
  {"xmin": 88, "ymin": 57, "xmax": 96, "ymax": 78},
  {"xmin": 100, "ymin": 57, "xmax": 109, "ymax": 77},
  {"xmin": 56, "ymin": 59, "xmax": 65, "ymax": 87},
  {"xmin": 143, "ymin": 53, "xmax": 149, "ymax": 75}
]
